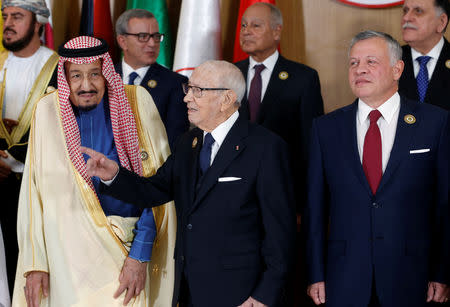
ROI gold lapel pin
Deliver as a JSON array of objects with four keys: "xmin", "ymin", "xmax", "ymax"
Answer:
[
  {"xmin": 148, "ymin": 80, "xmax": 157, "ymax": 88},
  {"xmin": 278, "ymin": 71, "xmax": 288, "ymax": 80},
  {"xmin": 446, "ymin": 60, "xmax": 450, "ymax": 69},
  {"xmin": 192, "ymin": 137, "xmax": 198, "ymax": 148},
  {"xmin": 404, "ymin": 114, "xmax": 416, "ymax": 124},
  {"xmin": 140, "ymin": 151, "xmax": 149, "ymax": 161}
]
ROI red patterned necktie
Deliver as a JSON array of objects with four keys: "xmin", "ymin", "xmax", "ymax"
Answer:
[
  {"xmin": 363, "ymin": 110, "xmax": 382, "ymax": 195},
  {"xmin": 248, "ymin": 64, "xmax": 265, "ymax": 122}
]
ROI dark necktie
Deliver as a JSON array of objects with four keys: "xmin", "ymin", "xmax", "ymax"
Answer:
[
  {"xmin": 128, "ymin": 72, "xmax": 139, "ymax": 85},
  {"xmin": 416, "ymin": 56, "xmax": 431, "ymax": 103},
  {"xmin": 199, "ymin": 133, "xmax": 215, "ymax": 175},
  {"xmin": 363, "ymin": 110, "xmax": 382, "ymax": 195},
  {"xmin": 248, "ymin": 64, "xmax": 265, "ymax": 122}
]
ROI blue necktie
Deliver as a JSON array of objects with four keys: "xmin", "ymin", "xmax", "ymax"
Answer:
[
  {"xmin": 199, "ymin": 133, "xmax": 215, "ymax": 175},
  {"xmin": 416, "ymin": 56, "xmax": 431, "ymax": 103},
  {"xmin": 128, "ymin": 72, "xmax": 139, "ymax": 85}
]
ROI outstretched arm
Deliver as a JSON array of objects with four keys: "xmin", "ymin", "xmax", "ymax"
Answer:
[{"xmin": 80, "ymin": 146, "xmax": 119, "ymax": 181}]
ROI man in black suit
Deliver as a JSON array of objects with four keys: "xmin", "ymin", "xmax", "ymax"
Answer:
[
  {"xmin": 115, "ymin": 9, "xmax": 189, "ymax": 149},
  {"xmin": 235, "ymin": 2, "xmax": 323, "ymax": 214},
  {"xmin": 399, "ymin": 0, "xmax": 449, "ymax": 110},
  {"xmin": 82, "ymin": 60, "xmax": 296, "ymax": 307}
]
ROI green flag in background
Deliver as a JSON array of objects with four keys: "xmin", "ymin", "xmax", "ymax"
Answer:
[{"xmin": 127, "ymin": 0, "xmax": 173, "ymax": 69}]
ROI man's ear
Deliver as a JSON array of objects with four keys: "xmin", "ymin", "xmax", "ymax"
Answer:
[
  {"xmin": 437, "ymin": 13, "xmax": 448, "ymax": 34},
  {"xmin": 220, "ymin": 90, "xmax": 238, "ymax": 112},
  {"xmin": 117, "ymin": 35, "xmax": 127, "ymax": 51},
  {"xmin": 393, "ymin": 60, "xmax": 404, "ymax": 81}
]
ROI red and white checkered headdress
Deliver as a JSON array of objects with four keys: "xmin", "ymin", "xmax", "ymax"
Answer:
[{"xmin": 57, "ymin": 36, "xmax": 142, "ymax": 191}]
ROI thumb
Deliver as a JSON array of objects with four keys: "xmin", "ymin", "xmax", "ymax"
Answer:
[
  {"xmin": 427, "ymin": 282, "xmax": 434, "ymax": 302},
  {"xmin": 42, "ymin": 275, "xmax": 49, "ymax": 297}
]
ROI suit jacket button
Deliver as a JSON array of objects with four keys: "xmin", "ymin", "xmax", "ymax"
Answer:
[
  {"xmin": 372, "ymin": 202, "xmax": 379, "ymax": 208},
  {"xmin": 187, "ymin": 223, "xmax": 193, "ymax": 230},
  {"xmin": 181, "ymin": 256, "xmax": 185, "ymax": 262}
]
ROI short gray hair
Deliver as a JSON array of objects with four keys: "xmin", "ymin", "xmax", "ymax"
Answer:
[
  {"xmin": 116, "ymin": 9, "xmax": 155, "ymax": 35},
  {"xmin": 252, "ymin": 2, "xmax": 283, "ymax": 28},
  {"xmin": 349, "ymin": 30, "xmax": 402, "ymax": 65},
  {"xmin": 197, "ymin": 60, "xmax": 246, "ymax": 107}
]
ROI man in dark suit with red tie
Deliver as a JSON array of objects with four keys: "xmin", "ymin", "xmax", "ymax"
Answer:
[
  {"xmin": 305, "ymin": 30, "xmax": 449, "ymax": 307},
  {"xmin": 81, "ymin": 60, "xmax": 296, "ymax": 307},
  {"xmin": 399, "ymin": 0, "xmax": 449, "ymax": 110}
]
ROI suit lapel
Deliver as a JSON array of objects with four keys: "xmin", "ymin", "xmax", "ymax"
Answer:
[
  {"xmin": 341, "ymin": 102, "xmax": 373, "ymax": 196},
  {"xmin": 140, "ymin": 64, "xmax": 157, "ymax": 88},
  {"xmin": 237, "ymin": 59, "xmax": 250, "ymax": 120},
  {"xmin": 426, "ymin": 38, "xmax": 449, "ymax": 101},
  {"xmin": 377, "ymin": 98, "xmax": 417, "ymax": 194},
  {"xmin": 188, "ymin": 117, "xmax": 248, "ymax": 214},
  {"xmin": 257, "ymin": 56, "xmax": 285, "ymax": 122},
  {"xmin": 185, "ymin": 129, "xmax": 203, "ymax": 209}
]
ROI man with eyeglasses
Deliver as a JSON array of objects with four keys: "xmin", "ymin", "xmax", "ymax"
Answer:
[
  {"xmin": 115, "ymin": 8, "xmax": 189, "ymax": 150},
  {"xmin": 81, "ymin": 60, "xmax": 296, "ymax": 307}
]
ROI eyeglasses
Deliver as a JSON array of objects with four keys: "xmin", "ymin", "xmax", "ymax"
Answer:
[
  {"xmin": 182, "ymin": 83, "xmax": 229, "ymax": 98},
  {"xmin": 124, "ymin": 32, "xmax": 164, "ymax": 43}
]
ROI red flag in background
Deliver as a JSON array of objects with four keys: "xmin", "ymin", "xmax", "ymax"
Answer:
[
  {"xmin": 44, "ymin": 23, "xmax": 54, "ymax": 49},
  {"xmin": 80, "ymin": 0, "xmax": 116, "ymax": 60},
  {"xmin": 42, "ymin": 0, "xmax": 54, "ymax": 49},
  {"xmin": 233, "ymin": 0, "xmax": 276, "ymax": 63}
]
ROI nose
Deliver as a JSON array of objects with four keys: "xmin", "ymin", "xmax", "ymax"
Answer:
[
  {"xmin": 402, "ymin": 10, "xmax": 412, "ymax": 23},
  {"xmin": 354, "ymin": 63, "xmax": 368, "ymax": 75},
  {"xmin": 183, "ymin": 87, "xmax": 194, "ymax": 103},
  {"xmin": 3, "ymin": 15, "xmax": 13, "ymax": 28},
  {"xmin": 146, "ymin": 36, "xmax": 156, "ymax": 47},
  {"xmin": 80, "ymin": 75, "xmax": 92, "ymax": 90}
]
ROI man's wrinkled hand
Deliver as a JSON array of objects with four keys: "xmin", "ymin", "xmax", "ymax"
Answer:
[
  {"xmin": 114, "ymin": 257, "xmax": 147, "ymax": 306},
  {"xmin": 25, "ymin": 271, "xmax": 49, "ymax": 307},
  {"xmin": 307, "ymin": 281, "xmax": 326, "ymax": 305},
  {"xmin": 0, "ymin": 150, "xmax": 12, "ymax": 182},
  {"xmin": 80, "ymin": 146, "xmax": 119, "ymax": 181},
  {"xmin": 238, "ymin": 296, "xmax": 268, "ymax": 307},
  {"xmin": 427, "ymin": 281, "xmax": 449, "ymax": 303}
]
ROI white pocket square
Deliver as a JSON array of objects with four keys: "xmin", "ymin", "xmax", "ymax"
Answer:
[
  {"xmin": 409, "ymin": 148, "xmax": 430, "ymax": 154},
  {"xmin": 218, "ymin": 177, "xmax": 242, "ymax": 182}
]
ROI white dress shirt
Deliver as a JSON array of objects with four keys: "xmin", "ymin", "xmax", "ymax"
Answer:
[
  {"xmin": 204, "ymin": 111, "xmax": 239, "ymax": 166},
  {"xmin": 246, "ymin": 50, "xmax": 279, "ymax": 101},
  {"xmin": 410, "ymin": 37, "xmax": 444, "ymax": 79},
  {"xmin": 356, "ymin": 92, "xmax": 400, "ymax": 173},
  {"xmin": 1, "ymin": 46, "xmax": 53, "ymax": 121},
  {"xmin": 122, "ymin": 60, "xmax": 150, "ymax": 85}
]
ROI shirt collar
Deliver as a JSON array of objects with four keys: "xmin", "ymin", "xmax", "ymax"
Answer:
[
  {"xmin": 122, "ymin": 60, "xmax": 150, "ymax": 81},
  {"xmin": 249, "ymin": 50, "xmax": 279, "ymax": 72},
  {"xmin": 357, "ymin": 92, "xmax": 400, "ymax": 125},
  {"xmin": 411, "ymin": 36, "xmax": 444, "ymax": 60},
  {"xmin": 204, "ymin": 111, "xmax": 239, "ymax": 147}
]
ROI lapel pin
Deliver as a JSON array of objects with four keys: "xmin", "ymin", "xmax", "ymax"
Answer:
[
  {"xmin": 404, "ymin": 114, "xmax": 416, "ymax": 124},
  {"xmin": 192, "ymin": 137, "xmax": 198, "ymax": 148},
  {"xmin": 446, "ymin": 60, "xmax": 450, "ymax": 69},
  {"xmin": 148, "ymin": 80, "xmax": 157, "ymax": 88},
  {"xmin": 278, "ymin": 71, "xmax": 288, "ymax": 80},
  {"xmin": 140, "ymin": 151, "xmax": 149, "ymax": 161},
  {"xmin": 235, "ymin": 145, "xmax": 239, "ymax": 151}
]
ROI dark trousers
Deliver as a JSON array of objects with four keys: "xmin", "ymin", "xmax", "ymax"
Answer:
[
  {"xmin": 0, "ymin": 174, "xmax": 21, "ymax": 296},
  {"xmin": 179, "ymin": 272, "xmax": 194, "ymax": 307}
]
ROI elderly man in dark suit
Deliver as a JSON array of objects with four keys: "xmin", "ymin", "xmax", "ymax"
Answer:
[
  {"xmin": 306, "ymin": 30, "xmax": 449, "ymax": 307},
  {"xmin": 399, "ymin": 0, "xmax": 449, "ymax": 110},
  {"xmin": 81, "ymin": 60, "xmax": 296, "ymax": 307},
  {"xmin": 235, "ymin": 2, "xmax": 323, "ymax": 215},
  {"xmin": 115, "ymin": 9, "xmax": 189, "ymax": 149}
]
